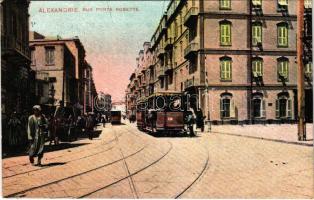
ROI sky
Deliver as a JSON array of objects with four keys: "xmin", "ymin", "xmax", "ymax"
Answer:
[{"xmin": 29, "ymin": 1, "xmax": 168, "ymax": 102}]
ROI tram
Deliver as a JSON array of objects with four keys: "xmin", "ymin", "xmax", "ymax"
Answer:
[
  {"xmin": 136, "ymin": 97, "xmax": 146, "ymax": 131},
  {"xmin": 110, "ymin": 110, "xmax": 121, "ymax": 124},
  {"xmin": 136, "ymin": 91, "xmax": 188, "ymax": 135}
]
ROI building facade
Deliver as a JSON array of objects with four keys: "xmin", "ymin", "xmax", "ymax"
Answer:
[
  {"xmin": 84, "ymin": 62, "xmax": 97, "ymax": 113},
  {"xmin": 1, "ymin": 0, "xmax": 34, "ymax": 117},
  {"xmin": 29, "ymin": 33, "xmax": 76, "ymax": 107},
  {"xmin": 126, "ymin": 0, "xmax": 313, "ymax": 124}
]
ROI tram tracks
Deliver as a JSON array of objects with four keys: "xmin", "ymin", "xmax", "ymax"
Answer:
[
  {"xmin": 174, "ymin": 141, "xmax": 210, "ymax": 199},
  {"xmin": 3, "ymin": 128, "xmax": 125, "ymax": 173},
  {"xmin": 78, "ymin": 141, "xmax": 173, "ymax": 198},
  {"xmin": 3, "ymin": 127, "xmax": 147, "ymax": 180},
  {"xmin": 4, "ymin": 143, "xmax": 148, "ymax": 198},
  {"xmin": 4, "ymin": 124, "xmax": 210, "ymax": 198}
]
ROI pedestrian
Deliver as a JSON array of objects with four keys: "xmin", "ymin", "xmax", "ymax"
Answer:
[
  {"xmin": 7, "ymin": 112, "xmax": 23, "ymax": 150},
  {"xmin": 27, "ymin": 105, "xmax": 48, "ymax": 166},
  {"xmin": 102, "ymin": 115, "xmax": 106, "ymax": 128},
  {"xmin": 86, "ymin": 114, "xmax": 94, "ymax": 140},
  {"xmin": 186, "ymin": 109, "xmax": 196, "ymax": 137},
  {"xmin": 196, "ymin": 109, "xmax": 205, "ymax": 132},
  {"xmin": 48, "ymin": 114, "xmax": 57, "ymax": 146}
]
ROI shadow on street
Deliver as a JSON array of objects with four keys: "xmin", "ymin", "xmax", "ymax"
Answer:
[{"xmin": 2, "ymin": 142, "xmax": 90, "ymax": 159}]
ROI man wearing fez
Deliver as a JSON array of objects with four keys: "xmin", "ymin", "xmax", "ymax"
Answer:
[{"xmin": 27, "ymin": 105, "xmax": 48, "ymax": 166}]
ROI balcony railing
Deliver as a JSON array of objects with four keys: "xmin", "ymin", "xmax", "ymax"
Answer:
[
  {"xmin": 165, "ymin": 37, "xmax": 174, "ymax": 50},
  {"xmin": 164, "ymin": 63, "xmax": 173, "ymax": 73},
  {"xmin": 1, "ymin": 35, "xmax": 30, "ymax": 59},
  {"xmin": 156, "ymin": 47, "xmax": 165, "ymax": 58},
  {"xmin": 184, "ymin": 78, "xmax": 194, "ymax": 89},
  {"xmin": 149, "ymin": 77, "xmax": 155, "ymax": 84},
  {"xmin": 184, "ymin": 7, "xmax": 198, "ymax": 26},
  {"xmin": 157, "ymin": 67, "xmax": 165, "ymax": 78},
  {"xmin": 184, "ymin": 42, "xmax": 199, "ymax": 59}
]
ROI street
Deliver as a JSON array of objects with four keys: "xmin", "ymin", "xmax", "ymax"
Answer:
[{"xmin": 2, "ymin": 122, "xmax": 313, "ymax": 198}]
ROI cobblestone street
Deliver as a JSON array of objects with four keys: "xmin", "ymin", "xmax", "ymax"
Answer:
[{"xmin": 2, "ymin": 122, "xmax": 313, "ymax": 198}]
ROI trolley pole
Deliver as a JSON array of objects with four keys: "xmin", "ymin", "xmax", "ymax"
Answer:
[{"xmin": 297, "ymin": 0, "xmax": 306, "ymax": 141}]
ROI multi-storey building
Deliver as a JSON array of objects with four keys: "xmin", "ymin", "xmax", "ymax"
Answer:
[
  {"xmin": 29, "ymin": 32, "xmax": 91, "ymax": 112},
  {"xmin": 29, "ymin": 33, "xmax": 76, "ymax": 107},
  {"xmin": 126, "ymin": 0, "xmax": 312, "ymax": 124},
  {"xmin": 1, "ymin": 0, "xmax": 34, "ymax": 116},
  {"xmin": 84, "ymin": 62, "xmax": 97, "ymax": 113}
]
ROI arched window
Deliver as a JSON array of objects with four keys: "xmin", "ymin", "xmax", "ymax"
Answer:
[
  {"xmin": 277, "ymin": 22, "xmax": 288, "ymax": 47},
  {"xmin": 220, "ymin": 93, "xmax": 235, "ymax": 119},
  {"xmin": 220, "ymin": 56, "xmax": 232, "ymax": 81},
  {"xmin": 252, "ymin": 21, "xmax": 263, "ymax": 46},
  {"xmin": 220, "ymin": 21, "xmax": 232, "ymax": 46},
  {"xmin": 276, "ymin": 93, "xmax": 292, "ymax": 118},
  {"xmin": 277, "ymin": 57, "xmax": 289, "ymax": 81},
  {"xmin": 252, "ymin": 57, "xmax": 263, "ymax": 77}
]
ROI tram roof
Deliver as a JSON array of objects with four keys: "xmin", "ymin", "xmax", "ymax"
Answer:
[{"xmin": 136, "ymin": 91, "xmax": 182, "ymax": 103}]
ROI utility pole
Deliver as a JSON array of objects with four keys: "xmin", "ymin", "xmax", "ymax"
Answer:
[{"xmin": 297, "ymin": 0, "xmax": 306, "ymax": 141}]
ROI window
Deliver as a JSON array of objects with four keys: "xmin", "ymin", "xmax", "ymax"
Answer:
[
  {"xmin": 278, "ymin": 0, "xmax": 288, "ymax": 11},
  {"xmin": 220, "ymin": 0, "xmax": 231, "ymax": 10},
  {"xmin": 276, "ymin": 95, "xmax": 292, "ymax": 118},
  {"xmin": 277, "ymin": 58, "xmax": 289, "ymax": 81},
  {"xmin": 220, "ymin": 57, "xmax": 232, "ymax": 81},
  {"xmin": 252, "ymin": 58, "xmax": 263, "ymax": 77},
  {"xmin": 252, "ymin": 22, "xmax": 262, "ymax": 46},
  {"xmin": 31, "ymin": 49, "xmax": 36, "ymax": 65},
  {"xmin": 45, "ymin": 47, "xmax": 55, "ymax": 65},
  {"xmin": 305, "ymin": 0, "xmax": 312, "ymax": 8},
  {"xmin": 252, "ymin": 0, "xmax": 262, "ymax": 7},
  {"xmin": 220, "ymin": 21, "xmax": 231, "ymax": 46},
  {"xmin": 220, "ymin": 94, "xmax": 235, "ymax": 118},
  {"xmin": 305, "ymin": 62, "xmax": 312, "ymax": 76},
  {"xmin": 277, "ymin": 23, "xmax": 288, "ymax": 47}
]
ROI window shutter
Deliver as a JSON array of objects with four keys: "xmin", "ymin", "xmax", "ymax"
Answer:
[
  {"xmin": 228, "ymin": 61, "xmax": 232, "ymax": 80},
  {"xmin": 261, "ymin": 99, "xmax": 266, "ymax": 117},
  {"xmin": 287, "ymin": 99, "xmax": 292, "ymax": 117},
  {"xmin": 226, "ymin": 24, "xmax": 230, "ymax": 44},
  {"xmin": 220, "ymin": 99, "xmax": 224, "ymax": 118},
  {"xmin": 275, "ymin": 99, "xmax": 279, "ymax": 118},
  {"xmin": 220, "ymin": 61, "xmax": 223, "ymax": 79},
  {"xmin": 283, "ymin": 27, "xmax": 288, "ymax": 46},
  {"xmin": 230, "ymin": 99, "xmax": 235, "ymax": 118},
  {"xmin": 285, "ymin": 61, "xmax": 289, "ymax": 80}
]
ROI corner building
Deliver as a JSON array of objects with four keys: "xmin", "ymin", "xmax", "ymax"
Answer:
[{"xmin": 127, "ymin": 0, "xmax": 313, "ymax": 125}]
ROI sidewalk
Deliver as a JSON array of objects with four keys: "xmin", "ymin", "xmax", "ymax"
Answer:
[{"xmin": 204, "ymin": 123, "xmax": 313, "ymax": 146}]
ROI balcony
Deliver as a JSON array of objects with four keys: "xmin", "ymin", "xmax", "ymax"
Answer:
[
  {"xmin": 141, "ymin": 80, "xmax": 147, "ymax": 87},
  {"xmin": 184, "ymin": 78, "xmax": 195, "ymax": 90},
  {"xmin": 184, "ymin": 42, "xmax": 199, "ymax": 59},
  {"xmin": 156, "ymin": 47, "xmax": 165, "ymax": 58},
  {"xmin": 1, "ymin": 35, "xmax": 30, "ymax": 62},
  {"xmin": 165, "ymin": 37, "xmax": 174, "ymax": 50},
  {"xmin": 164, "ymin": 63, "xmax": 173, "ymax": 74},
  {"xmin": 157, "ymin": 67, "xmax": 165, "ymax": 79},
  {"xmin": 184, "ymin": 7, "xmax": 198, "ymax": 26},
  {"xmin": 149, "ymin": 77, "xmax": 155, "ymax": 84}
]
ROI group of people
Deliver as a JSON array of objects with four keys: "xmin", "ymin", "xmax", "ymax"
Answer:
[
  {"xmin": 3, "ymin": 105, "xmax": 107, "ymax": 166},
  {"xmin": 3, "ymin": 111, "xmax": 30, "ymax": 151},
  {"xmin": 76, "ymin": 113, "xmax": 101, "ymax": 140}
]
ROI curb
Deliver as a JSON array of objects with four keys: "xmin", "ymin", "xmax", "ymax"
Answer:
[{"xmin": 210, "ymin": 131, "xmax": 313, "ymax": 147}]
